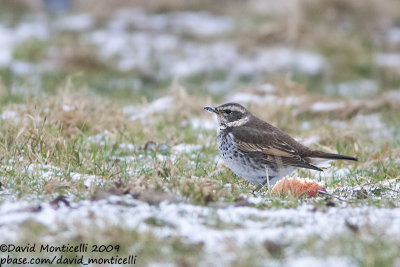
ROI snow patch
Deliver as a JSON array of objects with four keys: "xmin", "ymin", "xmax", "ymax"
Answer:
[
  {"xmin": 1, "ymin": 110, "xmax": 18, "ymax": 120},
  {"xmin": 376, "ymin": 53, "xmax": 400, "ymax": 68},
  {"xmin": 190, "ymin": 118, "xmax": 215, "ymax": 130},
  {"xmin": 10, "ymin": 61, "xmax": 37, "ymax": 75},
  {"xmin": 0, "ymin": 21, "xmax": 48, "ymax": 67},
  {"xmin": 234, "ymin": 48, "xmax": 326, "ymax": 75},
  {"xmin": 2, "ymin": 195, "xmax": 400, "ymax": 265},
  {"xmin": 119, "ymin": 143, "xmax": 135, "ymax": 151},
  {"xmin": 87, "ymin": 130, "xmax": 113, "ymax": 146},
  {"xmin": 228, "ymin": 92, "xmax": 301, "ymax": 106},
  {"xmin": 387, "ymin": 27, "xmax": 400, "ymax": 45},
  {"xmin": 123, "ymin": 97, "xmax": 173, "ymax": 123},
  {"xmin": 54, "ymin": 14, "xmax": 95, "ymax": 31},
  {"xmin": 70, "ymin": 173, "xmax": 100, "ymax": 188},
  {"xmin": 172, "ymin": 144, "xmax": 202, "ymax": 154},
  {"xmin": 325, "ymin": 80, "xmax": 379, "ymax": 98},
  {"xmin": 62, "ymin": 104, "xmax": 75, "ymax": 112},
  {"xmin": 297, "ymin": 135, "xmax": 321, "ymax": 147},
  {"xmin": 311, "ymin": 102, "xmax": 346, "ymax": 112},
  {"xmin": 285, "ymin": 256, "xmax": 355, "ymax": 267},
  {"xmin": 112, "ymin": 9, "xmax": 233, "ymax": 37}
]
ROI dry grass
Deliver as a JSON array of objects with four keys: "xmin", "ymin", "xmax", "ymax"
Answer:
[
  {"xmin": 1, "ymin": 79, "xmax": 397, "ymax": 204},
  {"xmin": 2, "ymin": 82, "xmax": 130, "ymax": 135},
  {"xmin": 74, "ymin": 0, "xmax": 235, "ymax": 16}
]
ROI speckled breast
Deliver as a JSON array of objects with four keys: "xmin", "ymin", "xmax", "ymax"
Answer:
[{"xmin": 217, "ymin": 130, "xmax": 269, "ymax": 184}]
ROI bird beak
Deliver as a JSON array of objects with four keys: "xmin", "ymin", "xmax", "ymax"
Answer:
[{"xmin": 204, "ymin": 106, "xmax": 218, "ymax": 114}]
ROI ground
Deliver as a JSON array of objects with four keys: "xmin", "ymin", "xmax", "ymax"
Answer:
[{"xmin": 0, "ymin": 0, "xmax": 400, "ymax": 266}]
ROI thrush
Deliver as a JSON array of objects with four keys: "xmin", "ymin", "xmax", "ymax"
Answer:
[{"xmin": 204, "ymin": 102, "xmax": 357, "ymax": 187}]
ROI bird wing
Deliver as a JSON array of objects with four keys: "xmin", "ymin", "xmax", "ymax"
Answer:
[{"xmin": 231, "ymin": 127, "xmax": 322, "ymax": 171}]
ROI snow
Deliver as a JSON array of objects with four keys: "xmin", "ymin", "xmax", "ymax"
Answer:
[
  {"xmin": 89, "ymin": 26, "xmax": 326, "ymax": 80},
  {"xmin": 285, "ymin": 256, "xmax": 355, "ymax": 267},
  {"xmin": 297, "ymin": 135, "xmax": 320, "ymax": 147},
  {"xmin": 258, "ymin": 83, "xmax": 276, "ymax": 93},
  {"xmin": 54, "ymin": 14, "xmax": 95, "ymax": 31},
  {"xmin": 234, "ymin": 48, "xmax": 326, "ymax": 76},
  {"xmin": 353, "ymin": 113, "xmax": 385, "ymax": 130},
  {"xmin": 325, "ymin": 80, "xmax": 379, "ymax": 98},
  {"xmin": 119, "ymin": 143, "xmax": 135, "ymax": 151},
  {"xmin": 13, "ymin": 20, "xmax": 49, "ymax": 42},
  {"xmin": 123, "ymin": 97, "xmax": 173, "ymax": 122},
  {"xmin": 387, "ymin": 27, "xmax": 400, "ymax": 45},
  {"xmin": 10, "ymin": 60, "xmax": 39, "ymax": 75},
  {"xmin": 62, "ymin": 104, "xmax": 75, "ymax": 112},
  {"xmin": 172, "ymin": 144, "xmax": 202, "ymax": 154},
  {"xmin": 353, "ymin": 113, "xmax": 394, "ymax": 139},
  {"xmin": 385, "ymin": 90, "xmax": 400, "ymax": 102},
  {"xmin": 1, "ymin": 110, "xmax": 18, "ymax": 120},
  {"xmin": 311, "ymin": 102, "xmax": 346, "ymax": 112},
  {"xmin": 0, "ymin": 26, "xmax": 21, "ymax": 66},
  {"xmin": 111, "ymin": 9, "xmax": 233, "ymax": 37},
  {"xmin": 1, "ymin": 163, "xmax": 101, "ymax": 189},
  {"xmin": 301, "ymin": 121, "xmax": 312, "ymax": 130},
  {"xmin": 327, "ymin": 113, "xmax": 395, "ymax": 141},
  {"xmin": 376, "ymin": 53, "xmax": 400, "ymax": 68},
  {"xmin": 1, "ymin": 194, "xmax": 400, "ymax": 265},
  {"xmin": 190, "ymin": 118, "xmax": 215, "ymax": 130},
  {"xmin": 0, "ymin": 20, "xmax": 48, "ymax": 68},
  {"xmin": 0, "ymin": 9, "xmax": 327, "ymax": 84},
  {"xmin": 70, "ymin": 173, "xmax": 100, "ymax": 188},
  {"xmin": 87, "ymin": 130, "xmax": 113, "ymax": 146},
  {"xmin": 228, "ymin": 92, "xmax": 265, "ymax": 103},
  {"xmin": 227, "ymin": 92, "xmax": 302, "ymax": 106},
  {"xmin": 167, "ymin": 12, "xmax": 233, "ymax": 36}
]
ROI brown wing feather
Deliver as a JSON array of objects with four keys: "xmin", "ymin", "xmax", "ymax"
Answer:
[{"xmin": 232, "ymin": 127, "xmax": 323, "ymax": 171}]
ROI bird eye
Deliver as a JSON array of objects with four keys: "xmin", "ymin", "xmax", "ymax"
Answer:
[{"xmin": 225, "ymin": 109, "xmax": 231, "ymax": 114}]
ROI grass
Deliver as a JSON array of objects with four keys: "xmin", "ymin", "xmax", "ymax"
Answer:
[
  {"xmin": 1, "ymin": 74, "xmax": 400, "ymax": 267},
  {"xmin": 0, "ymin": 79, "xmax": 397, "ymax": 203},
  {"xmin": 0, "ymin": 72, "xmax": 399, "ymax": 265}
]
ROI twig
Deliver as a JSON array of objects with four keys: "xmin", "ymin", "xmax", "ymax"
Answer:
[{"xmin": 318, "ymin": 190, "xmax": 348, "ymax": 202}]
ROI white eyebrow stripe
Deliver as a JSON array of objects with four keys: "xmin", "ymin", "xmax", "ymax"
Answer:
[{"xmin": 218, "ymin": 105, "xmax": 245, "ymax": 113}]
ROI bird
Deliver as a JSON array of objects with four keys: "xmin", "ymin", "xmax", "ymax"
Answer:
[{"xmin": 204, "ymin": 102, "xmax": 357, "ymax": 188}]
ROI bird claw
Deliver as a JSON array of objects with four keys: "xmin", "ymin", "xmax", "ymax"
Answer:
[{"xmin": 252, "ymin": 183, "xmax": 267, "ymax": 196}]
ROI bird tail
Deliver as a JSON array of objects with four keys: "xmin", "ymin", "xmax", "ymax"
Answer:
[{"xmin": 310, "ymin": 151, "xmax": 358, "ymax": 161}]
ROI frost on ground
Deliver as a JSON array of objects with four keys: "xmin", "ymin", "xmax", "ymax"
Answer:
[
  {"xmin": 1, "ymin": 193, "xmax": 400, "ymax": 266},
  {"xmin": 0, "ymin": 90, "xmax": 398, "ymax": 264}
]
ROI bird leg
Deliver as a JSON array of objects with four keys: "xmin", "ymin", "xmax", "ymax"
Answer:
[
  {"xmin": 252, "ymin": 168, "xmax": 271, "ymax": 195},
  {"xmin": 253, "ymin": 183, "xmax": 264, "ymax": 193},
  {"xmin": 265, "ymin": 167, "xmax": 271, "ymax": 193}
]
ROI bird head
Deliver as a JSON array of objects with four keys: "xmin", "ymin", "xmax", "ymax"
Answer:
[{"xmin": 204, "ymin": 102, "xmax": 251, "ymax": 128}]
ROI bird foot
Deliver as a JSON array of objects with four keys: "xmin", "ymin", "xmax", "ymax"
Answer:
[
  {"xmin": 252, "ymin": 184, "xmax": 263, "ymax": 196},
  {"xmin": 252, "ymin": 178, "xmax": 272, "ymax": 195}
]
